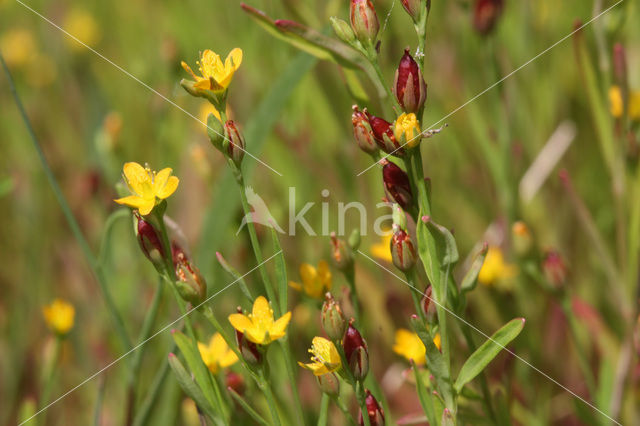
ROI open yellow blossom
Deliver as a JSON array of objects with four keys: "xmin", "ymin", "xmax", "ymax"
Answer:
[
  {"xmin": 181, "ymin": 48, "xmax": 243, "ymax": 93},
  {"xmin": 478, "ymin": 246, "xmax": 517, "ymax": 287},
  {"xmin": 298, "ymin": 337, "xmax": 341, "ymax": 376},
  {"xmin": 198, "ymin": 333, "xmax": 238, "ymax": 374},
  {"xmin": 394, "ymin": 113, "xmax": 421, "ymax": 148},
  {"xmin": 114, "ymin": 162, "xmax": 179, "ymax": 216},
  {"xmin": 370, "ymin": 232, "xmax": 392, "ymax": 262},
  {"xmin": 228, "ymin": 296, "xmax": 291, "ymax": 345},
  {"xmin": 393, "ymin": 329, "xmax": 441, "ymax": 366},
  {"xmin": 289, "ymin": 261, "xmax": 332, "ymax": 299},
  {"xmin": 42, "ymin": 299, "xmax": 75, "ymax": 335},
  {"xmin": 609, "ymin": 85, "xmax": 640, "ymax": 120},
  {"xmin": 63, "ymin": 9, "xmax": 101, "ymax": 50}
]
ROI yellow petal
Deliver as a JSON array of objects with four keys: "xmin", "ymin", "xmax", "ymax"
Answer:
[
  {"xmin": 244, "ymin": 328, "xmax": 267, "ymax": 345},
  {"xmin": 153, "ymin": 168, "xmax": 171, "ymax": 194},
  {"xmin": 288, "ymin": 281, "xmax": 303, "ymax": 291},
  {"xmin": 252, "ymin": 296, "xmax": 272, "ymax": 321},
  {"xmin": 270, "ymin": 311, "xmax": 292, "ymax": 337},
  {"xmin": 136, "ymin": 198, "xmax": 157, "ymax": 216},
  {"xmin": 317, "ymin": 260, "xmax": 332, "ymax": 289},
  {"xmin": 181, "ymin": 61, "xmax": 199, "ymax": 80},
  {"xmin": 114, "ymin": 195, "xmax": 147, "ymax": 209},
  {"xmin": 156, "ymin": 175, "xmax": 179, "ymax": 199},
  {"xmin": 123, "ymin": 162, "xmax": 152, "ymax": 197},
  {"xmin": 193, "ymin": 78, "xmax": 212, "ymax": 90},
  {"xmin": 226, "ymin": 48, "xmax": 243, "ymax": 70},
  {"xmin": 228, "ymin": 313, "xmax": 253, "ymax": 333},
  {"xmin": 219, "ymin": 350, "xmax": 239, "ymax": 368},
  {"xmin": 299, "ymin": 263, "xmax": 317, "ymax": 287},
  {"xmin": 209, "ymin": 333, "xmax": 227, "ymax": 356}
]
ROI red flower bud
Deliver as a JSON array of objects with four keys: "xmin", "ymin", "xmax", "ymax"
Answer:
[
  {"xmin": 369, "ymin": 114, "xmax": 405, "ymax": 156},
  {"xmin": 390, "ymin": 226, "xmax": 417, "ymax": 272},
  {"xmin": 542, "ymin": 250, "xmax": 567, "ymax": 289},
  {"xmin": 393, "ymin": 49, "xmax": 427, "ymax": 113},
  {"xmin": 350, "ymin": 0, "xmax": 380, "ymax": 46},
  {"xmin": 381, "ymin": 160, "xmax": 413, "ymax": 211},
  {"xmin": 358, "ymin": 390, "xmax": 385, "ymax": 426},
  {"xmin": 235, "ymin": 327, "xmax": 261, "ymax": 365},
  {"xmin": 225, "ymin": 371, "xmax": 246, "ymax": 395},
  {"xmin": 352, "ymin": 106, "xmax": 378, "ymax": 155},
  {"xmin": 134, "ymin": 212, "xmax": 166, "ymax": 271},
  {"xmin": 420, "ymin": 286, "xmax": 437, "ymax": 322},
  {"xmin": 473, "ymin": 0, "xmax": 504, "ymax": 36},
  {"xmin": 322, "ymin": 292, "xmax": 347, "ymax": 341},
  {"xmin": 400, "ymin": 0, "xmax": 424, "ymax": 20},
  {"xmin": 224, "ymin": 120, "xmax": 245, "ymax": 167},
  {"xmin": 343, "ymin": 319, "xmax": 369, "ymax": 381}
]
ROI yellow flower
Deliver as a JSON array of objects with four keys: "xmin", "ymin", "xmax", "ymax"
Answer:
[
  {"xmin": 289, "ymin": 261, "xmax": 332, "ymax": 299},
  {"xmin": 63, "ymin": 9, "xmax": 101, "ymax": 50},
  {"xmin": 114, "ymin": 162, "xmax": 180, "ymax": 216},
  {"xmin": 197, "ymin": 333, "xmax": 238, "ymax": 374},
  {"xmin": 392, "ymin": 329, "xmax": 441, "ymax": 366},
  {"xmin": 370, "ymin": 232, "xmax": 392, "ymax": 262},
  {"xmin": 0, "ymin": 28, "xmax": 35, "ymax": 67},
  {"xmin": 181, "ymin": 48, "xmax": 243, "ymax": 93},
  {"xmin": 42, "ymin": 299, "xmax": 75, "ymax": 335},
  {"xmin": 228, "ymin": 296, "xmax": 291, "ymax": 345},
  {"xmin": 298, "ymin": 336, "xmax": 341, "ymax": 376},
  {"xmin": 478, "ymin": 246, "xmax": 517, "ymax": 287},
  {"xmin": 394, "ymin": 113, "xmax": 421, "ymax": 148},
  {"xmin": 609, "ymin": 85, "xmax": 640, "ymax": 120}
]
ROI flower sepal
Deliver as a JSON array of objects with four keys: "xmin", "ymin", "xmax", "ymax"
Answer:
[{"xmin": 206, "ymin": 112, "xmax": 225, "ymax": 152}]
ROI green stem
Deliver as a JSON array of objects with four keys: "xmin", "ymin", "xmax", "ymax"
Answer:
[
  {"xmin": 405, "ymin": 270, "xmax": 426, "ymax": 323},
  {"xmin": 344, "ymin": 264, "xmax": 361, "ymax": 324},
  {"xmin": 38, "ymin": 336, "xmax": 62, "ymax": 426},
  {"xmin": 258, "ymin": 368, "xmax": 282, "ymax": 426},
  {"xmin": 1, "ymin": 54, "xmax": 133, "ymax": 353},
  {"xmin": 92, "ymin": 377, "xmax": 106, "ymax": 426},
  {"xmin": 317, "ymin": 393, "xmax": 330, "ymax": 426},
  {"xmin": 355, "ymin": 382, "xmax": 372, "ymax": 426},
  {"xmin": 332, "ymin": 396, "xmax": 357, "ymax": 426},
  {"xmin": 278, "ymin": 338, "xmax": 307, "ymax": 426}
]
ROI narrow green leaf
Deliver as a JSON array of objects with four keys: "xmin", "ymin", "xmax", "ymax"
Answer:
[
  {"xmin": 454, "ymin": 318, "xmax": 525, "ymax": 393},
  {"xmin": 216, "ymin": 252, "xmax": 253, "ymax": 303},
  {"xmin": 460, "ymin": 243, "xmax": 488, "ymax": 294},
  {"xmin": 270, "ymin": 227, "xmax": 288, "ymax": 314},
  {"xmin": 425, "ymin": 218, "xmax": 459, "ymax": 268},
  {"xmin": 410, "ymin": 359, "xmax": 437, "ymax": 426},
  {"xmin": 167, "ymin": 354, "xmax": 218, "ymax": 422},
  {"xmin": 228, "ymin": 387, "xmax": 269, "ymax": 425},
  {"xmin": 171, "ymin": 330, "xmax": 218, "ymax": 410}
]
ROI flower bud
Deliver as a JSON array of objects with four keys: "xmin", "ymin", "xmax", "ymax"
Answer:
[
  {"xmin": 225, "ymin": 371, "xmax": 246, "ymax": 395},
  {"xmin": 134, "ymin": 212, "xmax": 166, "ymax": 271},
  {"xmin": 348, "ymin": 228, "xmax": 362, "ymax": 251},
  {"xmin": 322, "ymin": 293, "xmax": 347, "ymax": 341},
  {"xmin": 381, "ymin": 159, "xmax": 413, "ymax": 211},
  {"xmin": 207, "ymin": 112, "xmax": 225, "ymax": 151},
  {"xmin": 393, "ymin": 49, "xmax": 427, "ymax": 113},
  {"xmin": 331, "ymin": 17, "xmax": 357, "ymax": 45},
  {"xmin": 350, "ymin": 0, "xmax": 380, "ymax": 46},
  {"xmin": 511, "ymin": 221, "xmax": 533, "ymax": 257},
  {"xmin": 400, "ymin": 0, "xmax": 424, "ymax": 21},
  {"xmin": 473, "ymin": 0, "xmax": 504, "ymax": 36},
  {"xmin": 542, "ymin": 250, "xmax": 567, "ymax": 289},
  {"xmin": 393, "ymin": 113, "xmax": 422, "ymax": 148},
  {"xmin": 352, "ymin": 106, "xmax": 378, "ymax": 155},
  {"xmin": 369, "ymin": 113, "xmax": 405, "ymax": 156},
  {"xmin": 343, "ymin": 319, "xmax": 369, "ymax": 381},
  {"xmin": 317, "ymin": 372, "xmax": 340, "ymax": 397},
  {"xmin": 174, "ymin": 249, "xmax": 207, "ymax": 305},
  {"xmin": 224, "ymin": 120, "xmax": 245, "ymax": 167},
  {"xmin": 420, "ymin": 285, "xmax": 437, "ymax": 322},
  {"xmin": 390, "ymin": 226, "xmax": 417, "ymax": 272},
  {"xmin": 235, "ymin": 322, "xmax": 262, "ymax": 365},
  {"xmin": 359, "ymin": 390, "xmax": 385, "ymax": 426},
  {"xmin": 330, "ymin": 232, "xmax": 354, "ymax": 271}
]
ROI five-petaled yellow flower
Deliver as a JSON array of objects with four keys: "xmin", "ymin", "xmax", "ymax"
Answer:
[
  {"xmin": 394, "ymin": 113, "xmax": 421, "ymax": 148},
  {"xmin": 181, "ymin": 48, "xmax": 243, "ymax": 93},
  {"xmin": 392, "ymin": 329, "xmax": 441, "ymax": 366},
  {"xmin": 198, "ymin": 333, "xmax": 238, "ymax": 374},
  {"xmin": 114, "ymin": 162, "xmax": 179, "ymax": 216},
  {"xmin": 370, "ymin": 232, "xmax": 393, "ymax": 262},
  {"xmin": 609, "ymin": 85, "xmax": 640, "ymax": 120},
  {"xmin": 289, "ymin": 261, "xmax": 332, "ymax": 299},
  {"xmin": 42, "ymin": 298, "xmax": 75, "ymax": 336},
  {"xmin": 228, "ymin": 296, "xmax": 291, "ymax": 345},
  {"xmin": 298, "ymin": 336, "xmax": 341, "ymax": 376},
  {"xmin": 478, "ymin": 246, "xmax": 517, "ymax": 288}
]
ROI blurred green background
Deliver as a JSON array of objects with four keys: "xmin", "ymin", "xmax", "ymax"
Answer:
[{"xmin": 1, "ymin": 0, "xmax": 639, "ymax": 424}]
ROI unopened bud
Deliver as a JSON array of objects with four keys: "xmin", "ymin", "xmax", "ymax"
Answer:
[
  {"xmin": 400, "ymin": 0, "xmax": 424, "ymax": 21},
  {"xmin": 381, "ymin": 160, "xmax": 413, "ymax": 211},
  {"xmin": 331, "ymin": 17, "xmax": 357, "ymax": 45},
  {"xmin": 348, "ymin": 228, "xmax": 362, "ymax": 251},
  {"xmin": 359, "ymin": 390, "xmax": 385, "ymax": 426},
  {"xmin": 393, "ymin": 49, "xmax": 427, "ymax": 113},
  {"xmin": 511, "ymin": 221, "xmax": 533, "ymax": 257},
  {"xmin": 343, "ymin": 319, "xmax": 369, "ymax": 381},
  {"xmin": 350, "ymin": 0, "xmax": 380, "ymax": 47},
  {"xmin": 473, "ymin": 0, "xmax": 504, "ymax": 36},
  {"xmin": 322, "ymin": 293, "xmax": 347, "ymax": 340},
  {"xmin": 369, "ymin": 113, "xmax": 404, "ymax": 156},
  {"xmin": 420, "ymin": 286, "xmax": 436, "ymax": 322},
  {"xmin": 352, "ymin": 106, "xmax": 378, "ymax": 155},
  {"xmin": 542, "ymin": 250, "xmax": 567, "ymax": 289},
  {"xmin": 174, "ymin": 249, "xmax": 207, "ymax": 305},
  {"xmin": 236, "ymin": 327, "xmax": 261, "ymax": 365},
  {"xmin": 330, "ymin": 232, "xmax": 354, "ymax": 271},
  {"xmin": 207, "ymin": 113, "xmax": 225, "ymax": 151},
  {"xmin": 224, "ymin": 120, "xmax": 245, "ymax": 167},
  {"xmin": 317, "ymin": 372, "xmax": 340, "ymax": 397},
  {"xmin": 390, "ymin": 226, "xmax": 417, "ymax": 272},
  {"xmin": 225, "ymin": 371, "xmax": 246, "ymax": 395},
  {"xmin": 134, "ymin": 212, "xmax": 166, "ymax": 272}
]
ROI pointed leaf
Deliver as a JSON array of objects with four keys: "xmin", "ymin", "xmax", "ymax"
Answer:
[
  {"xmin": 461, "ymin": 243, "xmax": 488, "ymax": 294},
  {"xmin": 270, "ymin": 227, "xmax": 288, "ymax": 315},
  {"xmin": 167, "ymin": 354, "xmax": 218, "ymax": 421},
  {"xmin": 454, "ymin": 318, "xmax": 525, "ymax": 393},
  {"xmin": 172, "ymin": 330, "xmax": 218, "ymax": 409}
]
